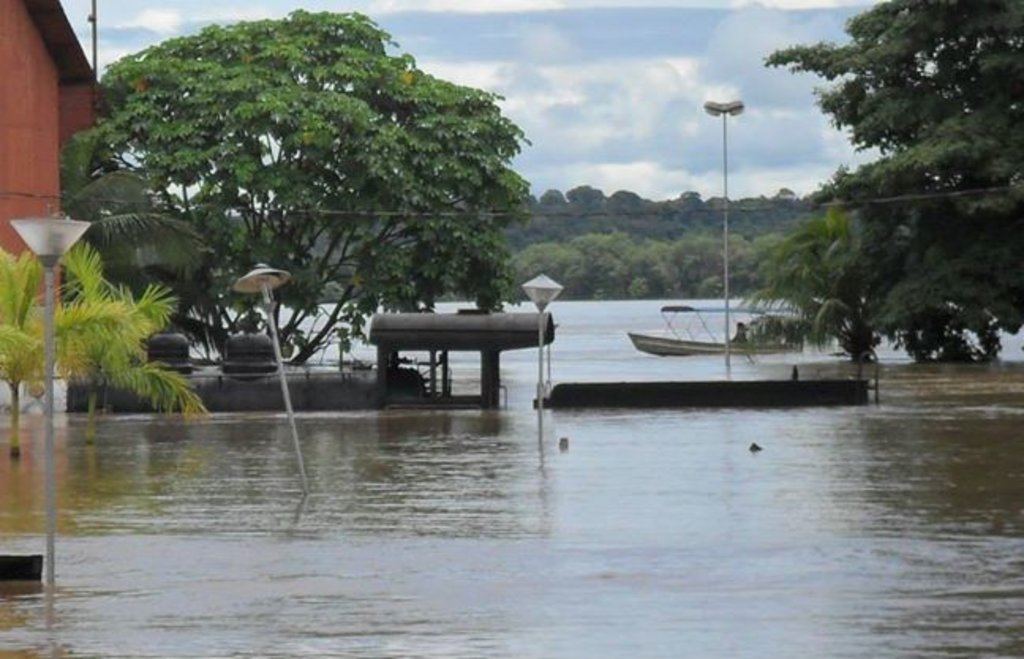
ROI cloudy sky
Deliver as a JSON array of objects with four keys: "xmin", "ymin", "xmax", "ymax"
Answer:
[{"xmin": 60, "ymin": 0, "xmax": 879, "ymax": 201}]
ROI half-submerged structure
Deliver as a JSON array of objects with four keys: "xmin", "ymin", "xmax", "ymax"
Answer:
[
  {"xmin": 368, "ymin": 311, "xmax": 554, "ymax": 409},
  {"xmin": 66, "ymin": 311, "xmax": 555, "ymax": 412}
]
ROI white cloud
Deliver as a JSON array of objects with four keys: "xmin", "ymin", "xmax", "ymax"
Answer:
[
  {"xmin": 371, "ymin": 0, "xmax": 565, "ymax": 12},
  {"xmin": 417, "ymin": 61, "xmax": 506, "ymax": 92},
  {"xmin": 79, "ymin": 1, "xmax": 874, "ymax": 200},
  {"xmin": 520, "ymin": 24, "xmax": 577, "ymax": 63},
  {"xmin": 371, "ymin": 0, "xmax": 875, "ymax": 11},
  {"xmin": 572, "ymin": 161, "xmax": 700, "ymax": 199},
  {"xmin": 193, "ymin": 8, "xmax": 279, "ymax": 22},
  {"xmin": 117, "ymin": 8, "xmax": 184, "ymax": 34},
  {"xmin": 730, "ymin": 0, "xmax": 872, "ymax": 7}
]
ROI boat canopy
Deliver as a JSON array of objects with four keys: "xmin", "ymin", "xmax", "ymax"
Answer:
[
  {"xmin": 659, "ymin": 305, "xmax": 788, "ymax": 315},
  {"xmin": 368, "ymin": 312, "xmax": 554, "ymax": 352}
]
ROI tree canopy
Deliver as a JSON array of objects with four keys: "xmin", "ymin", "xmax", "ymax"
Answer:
[
  {"xmin": 508, "ymin": 187, "xmax": 813, "ymax": 249},
  {"xmin": 95, "ymin": 11, "xmax": 529, "ymax": 362},
  {"xmin": 768, "ymin": 0, "xmax": 1024, "ymax": 360}
]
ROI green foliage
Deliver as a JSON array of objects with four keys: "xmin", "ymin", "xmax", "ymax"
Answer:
[
  {"xmin": 512, "ymin": 231, "xmax": 774, "ymax": 301},
  {"xmin": 60, "ymin": 132, "xmax": 206, "ymax": 288},
  {"xmin": 60, "ymin": 244, "xmax": 207, "ymax": 442},
  {"xmin": 1, "ymin": 246, "xmax": 203, "ymax": 452},
  {"xmin": 0, "ymin": 251, "xmax": 43, "ymax": 456},
  {"xmin": 768, "ymin": 0, "xmax": 1024, "ymax": 361},
  {"xmin": 747, "ymin": 209, "xmax": 879, "ymax": 360},
  {"xmin": 507, "ymin": 188, "xmax": 809, "ymax": 308},
  {"xmin": 509, "ymin": 188, "xmax": 813, "ymax": 248},
  {"xmin": 95, "ymin": 11, "xmax": 529, "ymax": 362}
]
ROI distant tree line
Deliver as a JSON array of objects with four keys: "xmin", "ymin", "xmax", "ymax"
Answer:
[
  {"xmin": 512, "ymin": 230, "xmax": 781, "ymax": 301},
  {"xmin": 507, "ymin": 187, "xmax": 812, "ymax": 300},
  {"xmin": 506, "ymin": 186, "xmax": 813, "ymax": 249}
]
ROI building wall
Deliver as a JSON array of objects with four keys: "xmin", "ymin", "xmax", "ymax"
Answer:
[
  {"xmin": 59, "ymin": 82, "xmax": 95, "ymax": 145},
  {"xmin": 0, "ymin": 0, "xmax": 67, "ymax": 254}
]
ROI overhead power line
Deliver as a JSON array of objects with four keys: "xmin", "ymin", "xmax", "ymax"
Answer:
[{"xmin": 1, "ymin": 183, "xmax": 1021, "ymax": 219}]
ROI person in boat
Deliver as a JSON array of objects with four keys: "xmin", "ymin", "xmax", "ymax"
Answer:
[{"xmin": 733, "ymin": 322, "xmax": 749, "ymax": 344}]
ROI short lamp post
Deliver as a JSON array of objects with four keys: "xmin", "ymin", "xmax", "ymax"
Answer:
[
  {"xmin": 703, "ymin": 99, "xmax": 744, "ymax": 373},
  {"xmin": 233, "ymin": 264, "xmax": 309, "ymax": 496},
  {"xmin": 11, "ymin": 217, "xmax": 91, "ymax": 588},
  {"xmin": 522, "ymin": 274, "xmax": 563, "ymax": 443}
]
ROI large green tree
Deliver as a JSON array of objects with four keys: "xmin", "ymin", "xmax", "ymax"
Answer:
[
  {"xmin": 95, "ymin": 11, "xmax": 529, "ymax": 362},
  {"xmin": 768, "ymin": 0, "xmax": 1024, "ymax": 361}
]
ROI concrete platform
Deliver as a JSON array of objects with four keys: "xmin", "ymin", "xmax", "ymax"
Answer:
[
  {"xmin": 67, "ymin": 368, "xmax": 379, "ymax": 413},
  {"xmin": 545, "ymin": 379, "xmax": 871, "ymax": 409}
]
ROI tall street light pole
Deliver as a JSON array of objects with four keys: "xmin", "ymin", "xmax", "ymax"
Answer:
[
  {"xmin": 233, "ymin": 264, "xmax": 309, "ymax": 496},
  {"xmin": 703, "ymin": 99, "xmax": 744, "ymax": 374},
  {"xmin": 12, "ymin": 217, "xmax": 91, "ymax": 588},
  {"xmin": 521, "ymin": 274, "xmax": 563, "ymax": 446}
]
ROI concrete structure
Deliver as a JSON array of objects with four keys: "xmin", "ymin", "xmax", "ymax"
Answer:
[
  {"xmin": 0, "ymin": 0, "xmax": 95, "ymax": 253},
  {"xmin": 368, "ymin": 311, "xmax": 555, "ymax": 409},
  {"xmin": 66, "ymin": 368, "xmax": 379, "ymax": 413},
  {"xmin": 65, "ymin": 312, "xmax": 558, "ymax": 413},
  {"xmin": 547, "ymin": 379, "xmax": 870, "ymax": 409}
]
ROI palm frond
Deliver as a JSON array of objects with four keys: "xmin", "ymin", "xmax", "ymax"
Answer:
[
  {"xmin": 107, "ymin": 362, "xmax": 207, "ymax": 417},
  {"xmin": 0, "ymin": 326, "xmax": 37, "ymax": 362},
  {"xmin": 62, "ymin": 243, "xmax": 108, "ymax": 300},
  {"xmin": 0, "ymin": 251, "xmax": 43, "ymax": 328}
]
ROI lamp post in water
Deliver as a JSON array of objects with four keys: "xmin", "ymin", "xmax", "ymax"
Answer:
[
  {"xmin": 11, "ymin": 216, "xmax": 91, "ymax": 587},
  {"xmin": 522, "ymin": 274, "xmax": 563, "ymax": 443},
  {"xmin": 703, "ymin": 99, "xmax": 744, "ymax": 373},
  {"xmin": 233, "ymin": 264, "xmax": 309, "ymax": 495}
]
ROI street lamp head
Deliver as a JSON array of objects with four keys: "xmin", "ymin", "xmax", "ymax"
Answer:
[
  {"xmin": 703, "ymin": 100, "xmax": 745, "ymax": 117},
  {"xmin": 11, "ymin": 217, "xmax": 91, "ymax": 265},
  {"xmin": 233, "ymin": 263, "xmax": 292, "ymax": 294},
  {"xmin": 522, "ymin": 273, "xmax": 564, "ymax": 312}
]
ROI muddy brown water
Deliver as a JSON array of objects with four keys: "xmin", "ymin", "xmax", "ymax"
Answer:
[{"xmin": 3, "ymin": 300, "xmax": 1024, "ymax": 657}]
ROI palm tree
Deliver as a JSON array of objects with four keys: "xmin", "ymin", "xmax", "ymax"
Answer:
[
  {"xmin": 1, "ymin": 250, "xmax": 133, "ymax": 456},
  {"xmin": 747, "ymin": 208, "xmax": 879, "ymax": 360},
  {"xmin": 1, "ymin": 246, "xmax": 207, "ymax": 456},
  {"xmin": 60, "ymin": 244, "xmax": 207, "ymax": 443},
  {"xmin": 60, "ymin": 132, "xmax": 205, "ymax": 288},
  {"xmin": 0, "ymin": 251, "xmax": 44, "ymax": 457}
]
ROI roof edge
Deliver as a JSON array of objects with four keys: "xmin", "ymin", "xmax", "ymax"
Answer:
[{"xmin": 24, "ymin": 0, "xmax": 94, "ymax": 84}]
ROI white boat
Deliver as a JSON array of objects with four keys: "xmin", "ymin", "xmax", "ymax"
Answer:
[{"xmin": 627, "ymin": 305, "xmax": 799, "ymax": 357}]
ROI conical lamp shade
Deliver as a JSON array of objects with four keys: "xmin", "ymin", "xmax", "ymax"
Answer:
[
  {"xmin": 522, "ymin": 274, "xmax": 564, "ymax": 311},
  {"xmin": 11, "ymin": 217, "xmax": 90, "ymax": 259},
  {"xmin": 233, "ymin": 264, "xmax": 292, "ymax": 294}
]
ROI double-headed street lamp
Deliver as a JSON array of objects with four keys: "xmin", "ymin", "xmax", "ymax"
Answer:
[
  {"xmin": 233, "ymin": 264, "xmax": 309, "ymax": 496},
  {"xmin": 522, "ymin": 274, "xmax": 563, "ymax": 444},
  {"xmin": 703, "ymin": 99, "xmax": 744, "ymax": 372},
  {"xmin": 12, "ymin": 216, "xmax": 91, "ymax": 588}
]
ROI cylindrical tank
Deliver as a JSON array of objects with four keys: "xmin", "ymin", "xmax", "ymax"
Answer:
[
  {"xmin": 146, "ymin": 333, "xmax": 193, "ymax": 374},
  {"xmin": 222, "ymin": 333, "xmax": 276, "ymax": 376}
]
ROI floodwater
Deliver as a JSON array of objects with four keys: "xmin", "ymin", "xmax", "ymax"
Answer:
[{"xmin": 3, "ymin": 300, "xmax": 1024, "ymax": 658}]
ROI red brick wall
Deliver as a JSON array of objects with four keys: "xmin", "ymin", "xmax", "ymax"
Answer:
[
  {"xmin": 59, "ymin": 82, "xmax": 95, "ymax": 146},
  {"xmin": 0, "ymin": 0, "xmax": 90, "ymax": 255}
]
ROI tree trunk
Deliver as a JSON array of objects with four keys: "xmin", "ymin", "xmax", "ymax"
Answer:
[
  {"xmin": 8, "ymin": 383, "xmax": 21, "ymax": 459},
  {"xmin": 85, "ymin": 385, "xmax": 98, "ymax": 445}
]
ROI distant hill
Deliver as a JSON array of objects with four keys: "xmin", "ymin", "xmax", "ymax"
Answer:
[{"xmin": 506, "ymin": 186, "xmax": 816, "ymax": 249}]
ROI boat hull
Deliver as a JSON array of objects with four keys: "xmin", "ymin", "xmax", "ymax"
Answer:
[{"xmin": 627, "ymin": 332, "xmax": 795, "ymax": 357}]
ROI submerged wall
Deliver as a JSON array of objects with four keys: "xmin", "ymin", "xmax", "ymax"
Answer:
[{"xmin": 66, "ymin": 370, "xmax": 380, "ymax": 413}]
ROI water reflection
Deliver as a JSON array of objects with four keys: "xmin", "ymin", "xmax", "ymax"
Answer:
[
  {"xmin": 8, "ymin": 410, "xmax": 546, "ymax": 540},
  {"xmin": 2, "ymin": 357, "xmax": 1024, "ymax": 656}
]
